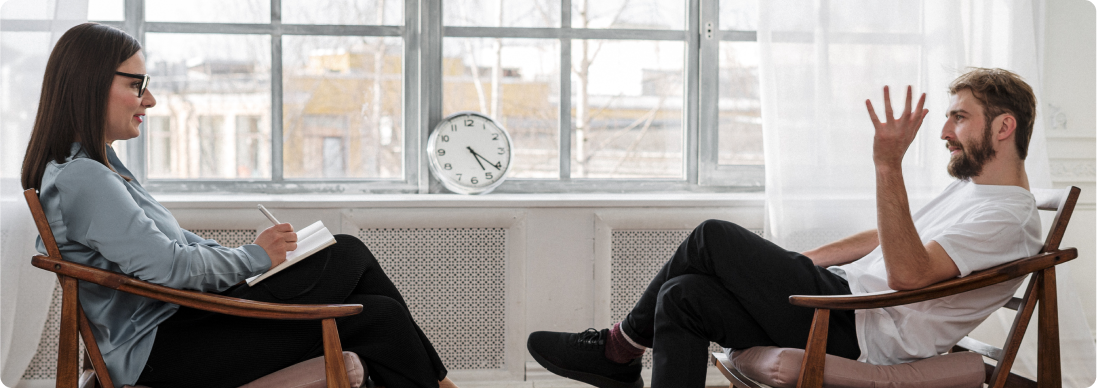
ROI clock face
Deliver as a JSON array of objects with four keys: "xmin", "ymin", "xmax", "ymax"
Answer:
[{"xmin": 428, "ymin": 112, "xmax": 513, "ymax": 194}]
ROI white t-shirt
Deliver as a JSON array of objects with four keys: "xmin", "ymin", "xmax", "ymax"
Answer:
[{"xmin": 836, "ymin": 179, "xmax": 1042, "ymax": 365}]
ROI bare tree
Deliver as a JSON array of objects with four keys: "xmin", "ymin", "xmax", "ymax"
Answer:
[
  {"xmin": 460, "ymin": 0, "xmax": 506, "ymax": 119},
  {"xmin": 463, "ymin": 39, "xmax": 490, "ymax": 114},
  {"xmin": 572, "ymin": 0, "xmax": 630, "ymax": 177},
  {"xmin": 367, "ymin": 0, "xmax": 387, "ymax": 176}
]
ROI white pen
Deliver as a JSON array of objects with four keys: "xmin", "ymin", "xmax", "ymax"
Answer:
[{"xmin": 257, "ymin": 204, "xmax": 280, "ymax": 225}]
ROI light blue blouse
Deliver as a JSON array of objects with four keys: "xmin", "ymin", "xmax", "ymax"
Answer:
[{"xmin": 35, "ymin": 143, "xmax": 270, "ymax": 388}]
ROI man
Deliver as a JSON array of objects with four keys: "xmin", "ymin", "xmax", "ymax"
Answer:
[{"xmin": 526, "ymin": 68, "xmax": 1044, "ymax": 388}]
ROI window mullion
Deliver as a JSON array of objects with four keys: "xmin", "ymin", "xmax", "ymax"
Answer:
[
  {"xmin": 697, "ymin": 0, "xmax": 720, "ymax": 185},
  {"xmin": 405, "ymin": 0, "xmax": 420, "ymax": 189},
  {"xmin": 420, "ymin": 0, "xmax": 443, "ymax": 193},
  {"xmin": 125, "ymin": 0, "xmax": 147, "ymax": 182},
  {"xmin": 271, "ymin": 0, "xmax": 284, "ymax": 182},
  {"xmin": 560, "ymin": 0, "xmax": 572, "ymax": 180},
  {"xmin": 686, "ymin": 0, "xmax": 701, "ymax": 184}
]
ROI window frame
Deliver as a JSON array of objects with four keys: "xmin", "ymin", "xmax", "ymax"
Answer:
[
  {"xmin": 7, "ymin": 0, "xmax": 764, "ymax": 194},
  {"xmin": 698, "ymin": 0, "xmax": 764, "ymax": 187}
]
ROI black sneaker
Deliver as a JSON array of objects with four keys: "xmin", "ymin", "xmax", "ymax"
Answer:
[{"xmin": 527, "ymin": 328, "xmax": 643, "ymax": 388}]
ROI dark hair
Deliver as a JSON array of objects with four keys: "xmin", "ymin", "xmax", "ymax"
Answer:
[
  {"xmin": 21, "ymin": 22, "xmax": 142, "ymax": 190},
  {"xmin": 948, "ymin": 68, "xmax": 1037, "ymax": 160}
]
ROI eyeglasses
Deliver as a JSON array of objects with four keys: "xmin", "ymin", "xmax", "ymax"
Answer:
[{"xmin": 115, "ymin": 71, "xmax": 151, "ymax": 98}]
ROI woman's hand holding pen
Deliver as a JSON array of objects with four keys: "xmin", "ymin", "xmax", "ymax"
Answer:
[{"xmin": 255, "ymin": 224, "xmax": 297, "ymax": 269}]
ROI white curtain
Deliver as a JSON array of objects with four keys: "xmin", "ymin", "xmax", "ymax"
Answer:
[
  {"xmin": 759, "ymin": 0, "xmax": 1094, "ymax": 385},
  {"xmin": 0, "ymin": 0, "xmax": 88, "ymax": 386}
]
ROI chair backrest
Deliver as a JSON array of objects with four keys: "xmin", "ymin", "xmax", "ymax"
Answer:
[
  {"xmin": 24, "ymin": 188, "xmax": 117, "ymax": 388},
  {"xmin": 1031, "ymin": 186, "xmax": 1080, "ymax": 253},
  {"xmin": 959, "ymin": 186, "xmax": 1080, "ymax": 387},
  {"xmin": 24, "ymin": 189, "xmax": 361, "ymax": 388}
]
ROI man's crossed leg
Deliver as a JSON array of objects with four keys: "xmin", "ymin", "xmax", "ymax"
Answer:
[{"xmin": 527, "ymin": 219, "xmax": 859, "ymax": 388}]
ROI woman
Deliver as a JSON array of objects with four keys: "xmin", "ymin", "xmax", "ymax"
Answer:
[{"xmin": 21, "ymin": 22, "xmax": 456, "ymax": 388}]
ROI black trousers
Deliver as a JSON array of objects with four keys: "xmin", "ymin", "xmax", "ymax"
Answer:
[
  {"xmin": 136, "ymin": 235, "xmax": 446, "ymax": 388},
  {"xmin": 619, "ymin": 220, "xmax": 860, "ymax": 388}
]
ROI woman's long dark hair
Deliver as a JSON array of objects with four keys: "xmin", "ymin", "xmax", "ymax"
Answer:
[{"xmin": 21, "ymin": 22, "xmax": 142, "ymax": 190}]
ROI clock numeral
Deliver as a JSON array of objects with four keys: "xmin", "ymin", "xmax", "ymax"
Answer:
[
  {"xmin": 485, "ymin": 172, "xmax": 493, "ymax": 180},
  {"xmin": 464, "ymin": 119, "xmax": 474, "ymax": 127},
  {"xmin": 444, "ymin": 163, "xmax": 452, "ymax": 170},
  {"xmin": 494, "ymin": 162, "xmax": 502, "ymax": 169},
  {"xmin": 437, "ymin": 149, "xmax": 446, "ymax": 156},
  {"xmin": 471, "ymin": 177, "xmax": 479, "ymax": 184},
  {"xmin": 497, "ymin": 147, "xmax": 505, "ymax": 155},
  {"xmin": 492, "ymin": 133, "xmax": 499, "ymax": 140},
  {"xmin": 456, "ymin": 173, "xmax": 462, "ymax": 181},
  {"xmin": 441, "ymin": 135, "xmax": 449, "ymax": 142},
  {"xmin": 451, "ymin": 124, "xmax": 456, "ymax": 132}
]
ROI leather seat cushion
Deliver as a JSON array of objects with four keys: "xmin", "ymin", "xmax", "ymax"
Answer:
[
  {"xmin": 727, "ymin": 346, "xmax": 985, "ymax": 388},
  {"xmin": 126, "ymin": 351, "xmax": 364, "ymax": 388}
]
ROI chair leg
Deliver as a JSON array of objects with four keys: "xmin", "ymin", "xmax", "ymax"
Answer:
[
  {"xmin": 322, "ymin": 318, "xmax": 351, "ymax": 388},
  {"xmin": 57, "ymin": 276, "xmax": 81, "ymax": 388},
  {"xmin": 1037, "ymin": 268, "xmax": 1061, "ymax": 388},
  {"xmin": 796, "ymin": 309, "xmax": 829, "ymax": 388},
  {"xmin": 989, "ymin": 275, "xmax": 1040, "ymax": 388}
]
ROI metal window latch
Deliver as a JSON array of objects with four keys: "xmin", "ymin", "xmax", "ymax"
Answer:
[{"xmin": 705, "ymin": 22, "xmax": 714, "ymax": 39}]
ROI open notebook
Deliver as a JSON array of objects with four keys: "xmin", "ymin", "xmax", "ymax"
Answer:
[{"xmin": 246, "ymin": 220, "xmax": 337, "ymax": 286}]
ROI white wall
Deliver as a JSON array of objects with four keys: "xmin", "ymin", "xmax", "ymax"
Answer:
[{"xmin": 1043, "ymin": 0, "xmax": 1097, "ymax": 337}]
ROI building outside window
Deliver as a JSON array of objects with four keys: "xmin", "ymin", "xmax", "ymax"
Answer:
[
  {"xmin": 236, "ymin": 115, "xmax": 266, "ymax": 178},
  {"xmin": 322, "ymin": 136, "xmax": 347, "ymax": 178},
  {"xmin": 148, "ymin": 116, "xmax": 173, "ymax": 177},
  {"xmin": 197, "ymin": 115, "xmax": 224, "ymax": 178}
]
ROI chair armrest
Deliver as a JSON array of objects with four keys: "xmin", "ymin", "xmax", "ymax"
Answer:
[
  {"xmin": 32, "ymin": 255, "xmax": 362, "ymax": 320},
  {"xmin": 789, "ymin": 248, "xmax": 1077, "ymax": 310}
]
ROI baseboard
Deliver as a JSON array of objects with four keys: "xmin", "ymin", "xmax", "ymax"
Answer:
[{"xmin": 9, "ymin": 380, "xmax": 57, "ymax": 388}]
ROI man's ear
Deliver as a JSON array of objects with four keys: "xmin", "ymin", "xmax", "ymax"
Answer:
[{"xmin": 994, "ymin": 113, "xmax": 1017, "ymax": 141}]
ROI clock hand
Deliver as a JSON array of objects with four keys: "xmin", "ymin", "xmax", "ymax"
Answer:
[
  {"xmin": 467, "ymin": 147, "xmax": 486, "ymax": 170},
  {"xmin": 473, "ymin": 152, "xmax": 502, "ymax": 170}
]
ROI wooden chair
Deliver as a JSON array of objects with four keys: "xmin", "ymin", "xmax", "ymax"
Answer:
[
  {"xmin": 23, "ymin": 189, "xmax": 365, "ymax": 388},
  {"xmin": 711, "ymin": 186, "xmax": 1081, "ymax": 388}
]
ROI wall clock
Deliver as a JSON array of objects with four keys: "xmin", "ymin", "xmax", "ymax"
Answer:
[{"xmin": 427, "ymin": 112, "xmax": 514, "ymax": 194}]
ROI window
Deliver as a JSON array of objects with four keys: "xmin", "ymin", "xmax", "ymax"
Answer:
[
  {"xmin": 146, "ymin": 31, "xmax": 271, "ymax": 181},
  {"xmin": 1, "ymin": 0, "xmax": 763, "ymax": 193},
  {"xmin": 283, "ymin": 36, "xmax": 404, "ymax": 180}
]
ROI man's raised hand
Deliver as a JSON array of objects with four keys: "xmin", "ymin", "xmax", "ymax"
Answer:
[{"xmin": 866, "ymin": 85, "xmax": 928, "ymax": 169}]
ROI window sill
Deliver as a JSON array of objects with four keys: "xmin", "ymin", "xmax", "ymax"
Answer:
[{"xmin": 154, "ymin": 192, "xmax": 766, "ymax": 209}]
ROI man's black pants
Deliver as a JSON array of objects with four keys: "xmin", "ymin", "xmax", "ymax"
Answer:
[{"xmin": 619, "ymin": 220, "xmax": 860, "ymax": 387}]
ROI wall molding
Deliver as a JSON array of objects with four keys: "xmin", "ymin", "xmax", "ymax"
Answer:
[
  {"xmin": 1044, "ymin": 132, "xmax": 1097, "ymax": 140},
  {"xmin": 1049, "ymin": 160, "xmax": 1097, "ymax": 182}
]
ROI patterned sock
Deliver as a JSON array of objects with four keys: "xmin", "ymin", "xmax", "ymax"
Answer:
[{"xmin": 605, "ymin": 321, "xmax": 646, "ymax": 364}]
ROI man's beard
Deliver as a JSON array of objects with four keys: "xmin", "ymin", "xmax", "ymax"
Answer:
[{"xmin": 947, "ymin": 122, "xmax": 997, "ymax": 180}]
